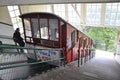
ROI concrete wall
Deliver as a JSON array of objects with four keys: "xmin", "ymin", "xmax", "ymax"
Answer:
[
  {"xmin": 0, "ymin": 23, "xmax": 14, "ymax": 36},
  {"xmin": 0, "ymin": 6, "xmax": 12, "ymax": 24},
  {"xmin": 20, "ymin": 5, "xmax": 52, "ymax": 14},
  {"xmin": 0, "ymin": 23, "xmax": 15, "ymax": 44}
]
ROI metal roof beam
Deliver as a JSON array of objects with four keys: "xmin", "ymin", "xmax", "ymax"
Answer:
[{"xmin": 0, "ymin": 0, "xmax": 120, "ymax": 6}]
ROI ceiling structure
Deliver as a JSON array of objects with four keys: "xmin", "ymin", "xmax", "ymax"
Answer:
[
  {"xmin": 0, "ymin": 0, "xmax": 120, "ymax": 6},
  {"xmin": 1, "ymin": 0, "xmax": 120, "ymax": 31}
]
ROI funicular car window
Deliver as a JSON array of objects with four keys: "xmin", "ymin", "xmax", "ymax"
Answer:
[
  {"xmin": 31, "ymin": 18, "xmax": 40, "ymax": 38},
  {"xmin": 49, "ymin": 19, "xmax": 58, "ymax": 41},
  {"xmin": 71, "ymin": 30, "xmax": 76, "ymax": 48},
  {"xmin": 24, "ymin": 18, "xmax": 33, "ymax": 42},
  {"xmin": 40, "ymin": 19, "xmax": 48, "ymax": 39}
]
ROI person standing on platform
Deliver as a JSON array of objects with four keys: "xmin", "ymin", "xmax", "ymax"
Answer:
[{"xmin": 13, "ymin": 28, "xmax": 25, "ymax": 53}]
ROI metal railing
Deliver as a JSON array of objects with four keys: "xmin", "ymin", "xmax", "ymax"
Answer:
[
  {"xmin": 0, "ymin": 44, "xmax": 66, "ymax": 69},
  {"xmin": 0, "ymin": 33, "xmax": 66, "ymax": 80},
  {"xmin": 77, "ymin": 48, "xmax": 95, "ymax": 67},
  {"xmin": 0, "ymin": 44, "xmax": 66, "ymax": 80}
]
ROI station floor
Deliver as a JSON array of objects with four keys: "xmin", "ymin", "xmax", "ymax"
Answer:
[{"xmin": 27, "ymin": 50, "xmax": 120, "ymax": 80}]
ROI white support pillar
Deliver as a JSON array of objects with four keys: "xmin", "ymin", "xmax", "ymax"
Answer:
[
  {"xmin": 65, "ymin": 4, "xmax": 68, "ymax": 22},
  {"xmin": 51, "ymin": 4, "xmax": 54, "ymax": 13},
  {"xmin": 81, "ymin": 4, "xmax": 86, "ymax": 24},
  {"xmin": 100, "ymin": 3, "xmax": 106, "ymax": 26}
]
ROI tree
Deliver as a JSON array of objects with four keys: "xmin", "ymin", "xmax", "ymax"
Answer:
[{"xmin": 87, "ymin": 27, "xmax": 118, "ymax": 52}]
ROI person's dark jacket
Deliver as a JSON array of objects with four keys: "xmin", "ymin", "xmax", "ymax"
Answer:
[{"xmin": 13, "ymin": 31, "xmax": 25, "ymax": 47}]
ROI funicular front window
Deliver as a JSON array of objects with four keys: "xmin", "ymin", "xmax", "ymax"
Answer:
[
  {"xmin": 39, "ymin": 18, "xmax": 59, "ymax": 47},
  {"xmin": 23, "ymin": 16, "xmax": 59, "ymax": 47},
  {"xmin": 31, "ymin": 18, "xmax": 40, "ymax": 38},
  {"xmin": 24, "ymin": 18, "xmax": 33, "ymax": 42},
  {"xmin": 49, "ymin": 19, "xmax": 58, "ymax": 41},
  {"xmin": 40, "ymin": 19, "xmax": 48, "ymax": 39}
]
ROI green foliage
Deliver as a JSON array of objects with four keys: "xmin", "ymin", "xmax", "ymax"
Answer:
[{"xmin": 87, "ymin": 27, "xmax": 118, "ymax": 52}]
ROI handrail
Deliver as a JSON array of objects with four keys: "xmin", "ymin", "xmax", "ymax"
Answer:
[
  {"xmin": 0, "ymin": 44, "xmax": 66, "ymax": 70},
  {"xmin": 0, "ymin": 57, "xmax": 65, "ymax": 70},
  {"xmin": 0, "ymin": 44, "xmax": 16, "ymax": 46},
  {"xmin": 0, "ymin": 44, "xmax": 63, "ymax": 51}
]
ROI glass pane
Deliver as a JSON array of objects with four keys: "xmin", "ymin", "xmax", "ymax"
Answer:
[
  {"xmin": 41, "ymin": 27, "xmax": 48, "ymax": 39},
  {"xmin": 110, "ymin": 20, "xmax": 115, "ymax": 25},
  {"xmin": 104, "ymin": 19, "xmax": 110, "ymax": 25},
  {"xmin": 13, "ymin": 23, "xmax": 18, "ymax": 30},
  {"xmin": 86, "ymin": 5, "xmax": 92, "ymax": 12},
  {"xmin": 31, "ymin": 18, "xmax": 39, "ymax": 38},
  {"xmin": 92, "ymin": 6, "xmax": 96, "ymax": 12},
  {"xmin": 116, "ymin": 13, "xmax": 120, "ymax": 20},
  {"xmin": 11, "ymin": 18, "xmax": 17, "ymax": 24},
  {"xmin": 116, "ymin": 20, "xmax": 120, "ymax": 26},
  {"xmin": 13, "ymin": 6, "xmax": 18, "ymax": 10},
  {"xmin": 8, "ymin": 6, "xmax": 14, "ymax": 11},
  {"xmin": 71, "ymin": 31, "xmax": 75, "ymax": 48},
  {"xmin": 105, "ymin": 13, "xmax": 111, "ymax": 19},
  {"xmin": 54, "ymin": 4, "xmax": 65, "ymax": 19},
  {"xmin": 112, "ymin": 3, "xmax": 118, "ymax": 6},
  {"xmin": 111, "ymin": 13, "xmax": 116, "ymax": 20},
  {"xmin": 95, "ymin": 19, "xmax": 100, "ymax": 24},
  {"xmin": 106, "ymin": 6, "xmax": 111, "ymax": 13},
  {"xmin": 40, "ymin": 19, "xmax": 48, "ymax": 39},
  {"xmin": 86, "ymin": 4, "xmax": 101, "ymax": 25},
  {"xmin": 49, "ymin": 19, "xmax": 58, "ymax": 41},
  {"xmin": 106, "ymin": 3, "xmax": 112, "ymax": 6},
  {"xmin": 10, "ymin": 11, "xmax": 16, "ymax": 17},
  {"xmin": 118, "ymin": 6, "xmax": 120, "ymax": 12},
  {"xmin": 24, "ymin": 18, "xmax": 32, "ymax": 37},
  {"xmin": 19, "ymin": 27, "xmax": 23, "ymax": 33},
  {"xmin": 68, "ymin": 4, "xmax": 81, "ymax": 25},
  {"xmin": 15, "ymin": 10, "xmax": 20, "ymax": 16},
  {"xmin": 55, "ymin": 29, "xmax": 58, "ymax": 39},
  {"xmin": 18, "ymin": 22, "xmax": 23, "ymax": 28},
  {"xmin": 16, "ymin": 17, "xmax": 21, "ymax": 22},
  {"xmin": 96, "ymin": 6, "xmax": 101, "ymax": 12},
  {"xmin": 112, "ymin": 6, "xmax": 117, "ymax": 13},
  {"xmin": 76, "ymin": 4, "xmax": 81, "ymax": 12}
]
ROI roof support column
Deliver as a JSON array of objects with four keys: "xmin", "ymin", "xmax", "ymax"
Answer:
[
  {"xmin": 65, "ymin": 4, "xmax": 68, "ymax": 21},
  {"xmin": 81, "ymin": 4, "xmax": 86, "ymax": 25},
  {"xmin": 101, "ymin": 3, "xmax": 106, "ymax": 26}
]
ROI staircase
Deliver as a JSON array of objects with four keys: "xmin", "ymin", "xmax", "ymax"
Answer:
[{"xmin": 0, "ymin": 46, "xmax": 58, "ymax": 80}]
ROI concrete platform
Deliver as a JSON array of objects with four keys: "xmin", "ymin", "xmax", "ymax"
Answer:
[{"xmin": 26, "ymin": 50, "xmax": 120, "ymax": 80}]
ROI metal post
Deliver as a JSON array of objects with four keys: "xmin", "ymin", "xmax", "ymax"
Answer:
[
  {"xmin": 62, "ymin": 48, "xmax": 66, "ymax": 67},
  {"xmin": 0, "ymin": 41, "xmax": 3, "ymax": 53},
  {"xmin": 34, "ymin": 46, "xmax": 37, "ymax": 61},
  {"xmin": 78, "ymin": 49, "xmax": 80, "ymax": 67}
]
